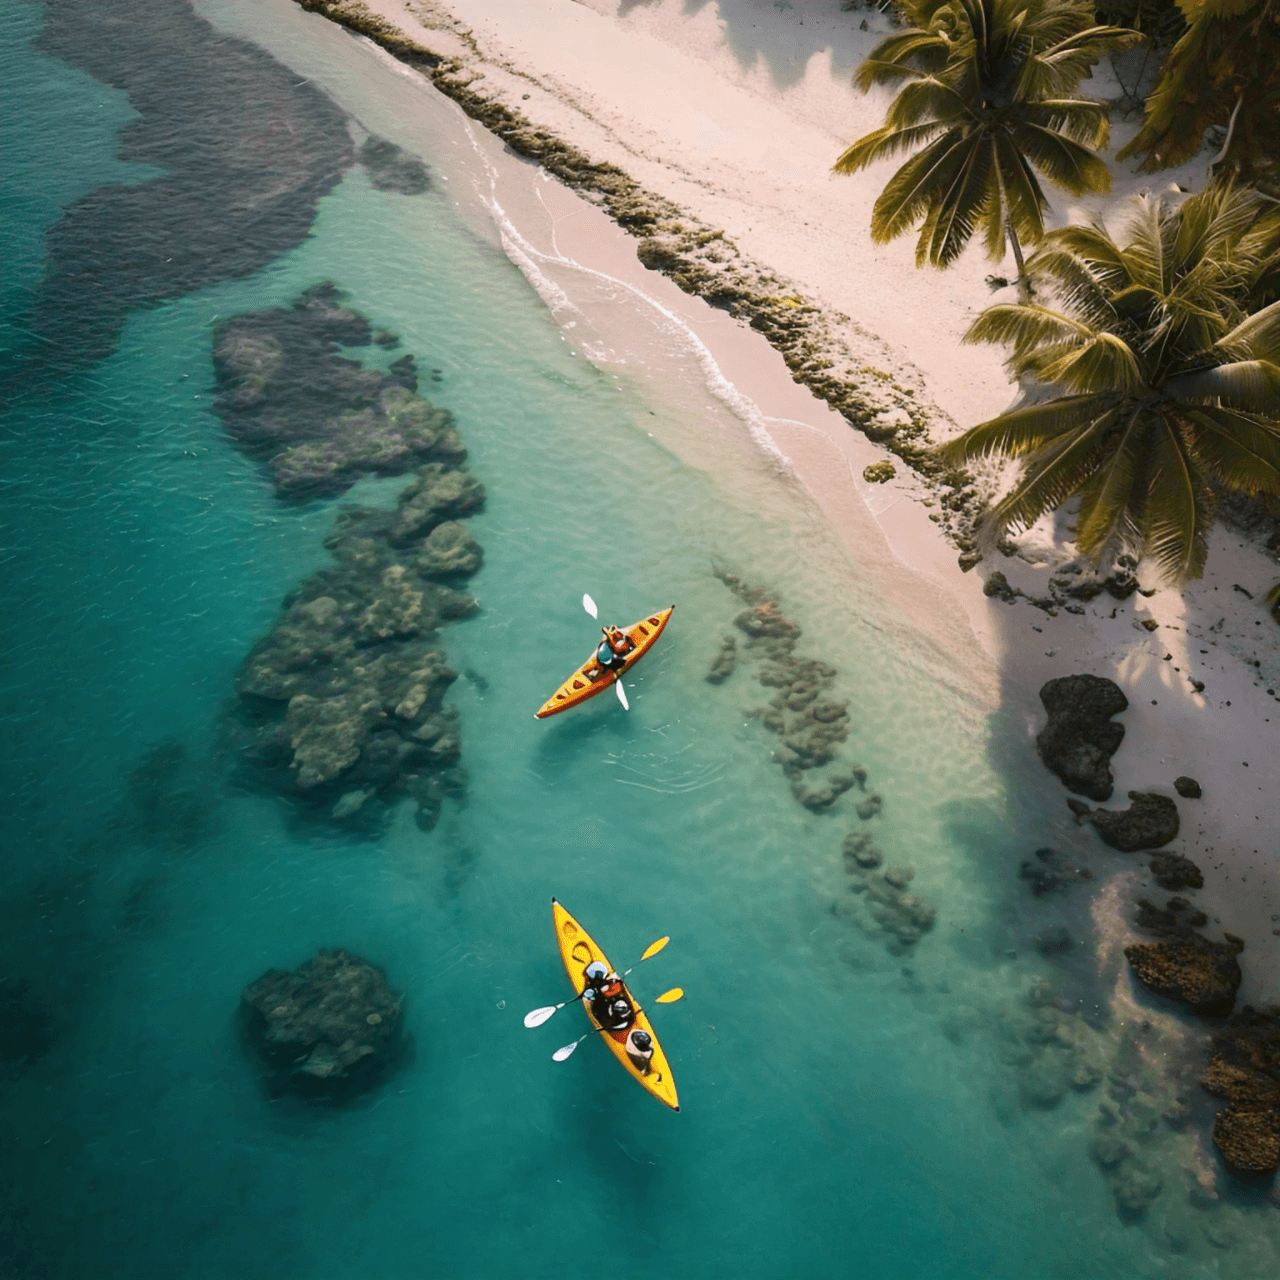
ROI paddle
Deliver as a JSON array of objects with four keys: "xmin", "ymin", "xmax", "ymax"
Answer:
[
  {"xmin": 582, "ymin": 593, "xmax": 598, "ymax": 620},
  {"xmin": 615, "ymin": 680, "xmax": 630, "ymax": 711},
  {"xmin": 523, "ymin": 936, "xmax": 669, "ymax": 1028},
  {"xmin": 551, "ymin": 988, "xmax": 685, "ymax": 1062}
]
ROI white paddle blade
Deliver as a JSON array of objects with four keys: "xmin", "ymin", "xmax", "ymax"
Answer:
[
  {"xmin": 582, "ymin": 594, "xmax": 598, "ymax": 619},
  {"xmin": 552, "ymin": 1040, "xmax": 580, "ymax": 1062},
  {"xmin": 655, "ymin": 987, "xmax": 685, "ymax": 1004},
  {"xmin": 523, "ymin": 1005, "xmax": 558, "ymax": 1029},
  {"xmin": 615, "ymin": 680, "xmax": 630, "ymax": 711},
  {"xmin": 640, "ymin": 936, "xmax": 670, "ymax": 962}
]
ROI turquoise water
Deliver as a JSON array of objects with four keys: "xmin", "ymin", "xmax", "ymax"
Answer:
[{"xmin": 2, "ymin": 2, "xmax": 1265, "ymax": 1277}]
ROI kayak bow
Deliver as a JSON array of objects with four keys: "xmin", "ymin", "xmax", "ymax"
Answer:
[
  {"xmin": 550, "ymin": 899, "xmax": 679, "ymax": 1111},
  {"xmin": 534, "ymin": 606, "xmax": 673, "ymax": 719}
]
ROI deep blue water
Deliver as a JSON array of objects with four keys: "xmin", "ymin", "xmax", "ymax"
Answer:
[{"xmin": 1, "ymin": 2, "xmax": 1270, "ymax": 1277}]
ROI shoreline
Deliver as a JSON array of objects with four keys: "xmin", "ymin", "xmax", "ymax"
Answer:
[{"xmin": 285, "ymin": 0, "xmax": 1279, "ymax": 1004}]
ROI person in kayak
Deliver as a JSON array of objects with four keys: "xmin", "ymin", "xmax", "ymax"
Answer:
[
  {"xmin": 581, "ymin": 960, "xmax": 636, "ymax": 1032},
  {"xmin": 593, "ymin": 625, "xmax": 635, "ymax": 674},
  {"xmin": 624, "ymin": 1027, "xmax": 654, "ymax": 1076}
]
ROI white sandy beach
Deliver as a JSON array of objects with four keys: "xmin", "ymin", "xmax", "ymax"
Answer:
[{"xmin": 306, "ymin": 0, "xmax": 1279, "ymax": 999}]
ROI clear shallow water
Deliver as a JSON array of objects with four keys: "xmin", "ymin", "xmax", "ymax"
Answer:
[{"xmin": 0, "ymin": 3, "xmax": 1264, "ymax": 1277}]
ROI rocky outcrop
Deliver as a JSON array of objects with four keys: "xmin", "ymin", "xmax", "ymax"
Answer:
[
  {"xmin": 1036, "ymin": 675, "xmax": 1128, "ymax": 801},
  {"xmin": 716, "ymin": 569, "xmax": 868, "ymax": 816},
  {"xmin": 1076, "ymin": 791, "xmax": 1179, "ymax": 851},
  {"xmin": 1125, "ymin": 899, "xmax": 1243, "ymax": 1016},
  {"xmin": 1019, "ymin": 846, "xmax": 1093, "ymax": 895},
  {"xmin": 1200, "ymin": 1007, "xmax": 1280, "ymax": 1175},
  {"xmin": 844, "ymin": 864, "xmax": 937, "ymax": 954},
  {"xmin": 240, "ymin": 949, "xmax": 405, "ymax": 1099},
  {"xmin": 1148, "ymin": 852, "xmax": 1204, "ymax": 891},
  {"xmin": 212, "ymin": 284, "xmax": 463, "ymax": 500},
  {"xmin": 704, "ymin": 634, "xmax": 736, "ymax": 684}
]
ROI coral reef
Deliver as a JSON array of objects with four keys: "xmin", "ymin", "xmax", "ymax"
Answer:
[
  {"xmin": 1074, "ymin": 790, "xmax": 1180, "ymax": 851},
  {"xmin": 1035, "ymin": 674, "xmax": 1128, "ymax": 801},
  {"xmin": 1200, "ymin": 1007, "xmax": 1280, "ymax": 1175},
  {"xmin": 240, "ymin": 948, "xmax": 405, "ymax": 1099},
  {"xmin": 212, "ymin": 283, "xmax": 463, "ymax": 500},
  {"xmin": 704, "ymin": 634, "xmax": 737, "ymax": 684},
  {"xmin": 1125, "ymin": 899, "xmax": 1243, "ymax": 1017}
]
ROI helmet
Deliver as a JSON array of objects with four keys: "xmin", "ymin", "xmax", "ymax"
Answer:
[
  {"xmin": 630, "ymin": 1030, "xmax": 652, "ymax": 1051},
  {"xmin": 584, "ymin": 961, "xmax": 608, "ymax": 983},
  {"xmin": 610, "ymin": 999, "xmax": 631, "ymax": 1019}
]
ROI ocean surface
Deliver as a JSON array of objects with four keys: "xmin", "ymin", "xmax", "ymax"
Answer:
[{"xmin": 1, "ymin": 2, "xmax": 1271, "ymax": 1277}]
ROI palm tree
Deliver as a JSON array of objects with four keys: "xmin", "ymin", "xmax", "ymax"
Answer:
[
  {"xmin": 834, "ymin": 0, "xmax": 1139, "ymax": 297},
  {"xmin": 1117, "ymin": 0, "xmax": 1280, "ymax": 184},
  {"xmin": 937, "ymin": 184, "xmax": 1280, "ymax": 582}
]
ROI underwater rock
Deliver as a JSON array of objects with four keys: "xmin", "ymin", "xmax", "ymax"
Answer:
[
  {"xmin": 792, "ymin": 771, "xmax": 858, "ymax": 812},
  {"xmin": 1174, "ymin": 775, "xmax": 1202, "ymax": 799},
  {"xmin": 1019, "ymin": 846, "xmax": 1093, "ymax": 895},
  {"xmin": 1034, "ymin": 926, "xmax": 1074, "ymax": 956},
  {"xmin": 359, "ymin": 135, "xmax": 430, "ymax": 194},
  {"xmin": 1036, "ymin": 674, "xmax": 1128, "ymax": 801},
  {"xmin": 212, "ymin": 285, "xmax": 463, "ymax": 500},
  {"xmin": 414, "ymin": 521, "xmax": 484, "ymax": 579},
  {"xmin": 1148, "ymin": 851, "xmax": 1204, "ymax": 891},
  {"xmin": 846, "ymin": 864, "xmax": 936, "ymax": 954},
  {"xmin": 232, "ymin": 451, "xmax": 483, "ymax": 827},
  {"xmin": 705, "ymin": 634, "xmax": 737, "ymax": 684},
  {"xmin": 1200, "ymin": 1006, "xmax": 1280, "ymax": 1174},
  {"xmin": 240, "ymin": 948, "xmax": 405, "ymax": 1099},
  {"xmin": 1125, "ymin": 924, "xmax": 1243, "ymax": 1018},
  {"xmin": 855, "ymin": 793, "xmax": 882, "ymax": 821},
  {"xmin": 843, "ymin": 830, "xmax": 883, "ymax": 870},
  {"xmin": 1077, "ymin": 791, "xmax": 1179, "ymax": 851}
]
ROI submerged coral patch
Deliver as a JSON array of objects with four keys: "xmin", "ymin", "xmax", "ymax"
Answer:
[{"xmin": 212, "ymin": 284, "xmax": 463, "ymax": 500}]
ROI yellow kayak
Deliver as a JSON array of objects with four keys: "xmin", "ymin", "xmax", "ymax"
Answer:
[
  {"xmin": 534, "ymin": 606, "xmax": 674, "ymax": 719},
  {"xmin": 551, "ymin": 899, "xmax": 679, "ymax": 1111}
]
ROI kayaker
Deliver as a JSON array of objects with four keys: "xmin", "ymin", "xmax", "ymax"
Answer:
[
  {"xmin": 581, "ymin": 961, "xmax": 637, "ymax": 1032},
  {"xmin": 624, "ymin": 1028, "xmax": 654, "ymax": 1075},
  {"xmin": 594, "ymin": 626, "xmax": 634, "ymax": 673}
]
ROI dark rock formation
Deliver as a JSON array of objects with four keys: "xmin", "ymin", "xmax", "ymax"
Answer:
[
  {"xmin": 705, "ymin": 634, "xmax": 737, "ymax": 684},
  {"xmin": 1019, "ymin": 846, "xmax": 1093, "ymax": 895},
  {"xmin": 1125, "ymin": 899, "xmax": 1243, "ymax": 1016},
  {"xmin": 843, "ymin": 830, "xmax": 883, "ymax": 870},
  {"xmin": 983, "ymin": 570, "xmax": 1020, "ymax": 603},
  {"xmin": 359, "ymin": 135, "xmax": 430, "ymax": 194},
  {"xmin": 240, "ymin": 949, "xmax": 405, "ymax": 1099},
  {"xmin": 862, "ymin": 460, "xmax": 895, "ymax": 484},
  {"xmin": 716, "ymin": 569, "xmax": 866, "ymax": 816},
  {"xmin": 1148, "ymin": 851, "xmax": 1204, "ymax": 891},
  {"xmin": 855, "ymin": 793, "xmax": 882, "ymax": 820},
  {"xmin": 1200, "ymin": 1006, "xmax": 1280, "ymax": 1174},
  {"xmin": 212, "ymin": 284, "xmax": 464, "ymax": 500},
  {"xmin": 1174, "ymin": 775, "xmax": 1202, "ymax": 799},
  {"xmin": 1077, "ymin": 791, "xmax": 1179, "ymax": 851},
  {"xmin": 846, "ymin": 864, "xmax": 936, "ymax": 954},
  {"xmin": 1036, "ymin": 675, "xmax": 1128, "ymax": 800}
]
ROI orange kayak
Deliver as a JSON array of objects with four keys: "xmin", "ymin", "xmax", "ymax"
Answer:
[
  {"xmin": 533, "ymin": 606, "xmax": 674, "ymax": 718},
  {"xmin": 551, "ymin": 899, "xmax": 679, "ymax": 1111}
]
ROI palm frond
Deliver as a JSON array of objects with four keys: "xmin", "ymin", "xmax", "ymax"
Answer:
[
  {"xmin": 1138, "ymin": 418, "xmax": 1213, "ymax": 582},
  {"xmin": 1182, "ymin": 405, "xmax": 1280, "ymax": 495},
  {"xmin": 918, "ymin": 135, "xmax": 995, "ymax": 267},
  {"xmin": 963, "ymin": 303, "xmax": 1095, "ymax": 353},
  {"xmin": 937, "ymin": 392, "xmax": 1118, "ymax": 463},
  {"xmin": 1020, "ymin": 99, "xmax": 1110, "ymax": 148},
  {"xmin": 1037, "ymin": 332, "xmax": 1145, "ymax": 395},
  {"xmin": 833, "ymin": 121, "xmax": 951, "ymax": 173},
  {"xmin": 869, "ymin": 132, "xmax": 975, "ymax": 244},
  {"xmin": 977, "ymin": 407, "xmax": 1125, "ymax": 539},
  {"xmin": 1165, "ymin": 359, "xmax": 1280, "ymax": 414},
  {"xmin": 1216, "ymin": 299, "xmax": 1280, "ymax": 363},
  {"xmin": 1014, "ymin": 123, "xmax": 1113, "ymax": 195},
  {"xmin": 1122, "ymin": 196, "xmax": 1174, "ymax": 293},
  {"xmin": 1072, "ymin": 408, "xmax": 1148, "ymax": 557}
]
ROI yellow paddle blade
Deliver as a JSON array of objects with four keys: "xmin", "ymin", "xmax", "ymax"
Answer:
[
  {"xmin": 640, "ymin": 937, "xmax": 669, "ymax": 962},
  {"xmin": 655, "ymin": 987, "xmax": 684, "ymax": 1003}
]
